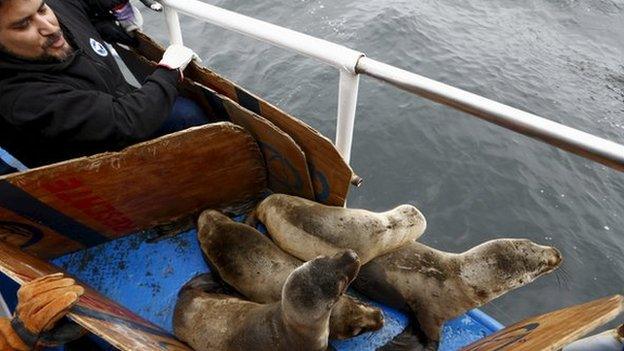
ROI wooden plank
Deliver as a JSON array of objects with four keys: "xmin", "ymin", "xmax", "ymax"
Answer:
[
  {"xmin": 114, "ymin": 46, "xmax": 315, "ymax": 200},
  {"xmin": 181, "ymin": 80, "xmax": 316, "ymax": 198},
  {"xmin": 132, "ymin": 33, "xmax": 355, "ymax": 206},
  {"xmin": 221, "ymin": 92, "xmax": 315, "ymax": 199},
  {"xmin": 462, "ymin": 295, "xmax": 624, "ymax": 351},
  {"xmin": 0, "ymin": 241, "xmax": 193, "ymax": 351},
  {"xmin": 0, "ymin": 123, "xmax": 267, "ymax": 258},
  {"xmin": 258, "ymin": 102, "xmax": 355, "ymax": 205},
  {"xmin": 0, "ymin": 207, "xmax": 83, "ymax": 258}
]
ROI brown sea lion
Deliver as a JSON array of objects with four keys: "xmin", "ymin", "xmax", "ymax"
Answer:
[
  {"xmin": 352, "ymin": 239, "xmax": 562, "ymax": 343},
  {"xmin": 173, "ymin": 250, "xmax": 361, "ymax": 351},
  {"xmin": 253, "ymin": 194, "xmax": 427, "ymax": 264},
  {"xmin": 197, "ymin": 210, "xmax": 384, "ymax": 339}
]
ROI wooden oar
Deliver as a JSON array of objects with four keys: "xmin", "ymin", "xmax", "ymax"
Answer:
[
  {"xmin": 461, "ymin": 295, "xmax": 624, "ymax": 351},
  {"xmin": 0, "ymin": 241, "xmax": 193, "ymax": 351}
]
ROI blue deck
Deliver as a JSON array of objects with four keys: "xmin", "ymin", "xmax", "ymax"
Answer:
[{"xmin": 47, "ymin": 224, "xmax": 502, "ymax": 350}]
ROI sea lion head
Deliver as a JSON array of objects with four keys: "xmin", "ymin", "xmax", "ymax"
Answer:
[
  {"xmin": 198, "ymin": 209, "xmax": 232, "ymax": 232},
  {"xmin": 460, "ymin": 238, "xmax": 562, "ymax": 303},
  {"xmin": 390, "ymin": 204, "xmax": 427, "ymax": 230},
  {"xmin": 282, "ymin": 250, "xmax": 361, "ymax": 329}
]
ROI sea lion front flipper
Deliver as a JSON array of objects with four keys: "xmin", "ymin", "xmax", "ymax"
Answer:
[
  {"xmin": 244, "ymin": 207, "xmax": 259, "ymax": 227},
  {"xmin": 329, "ymin": 296, "xmax": 384, "ymax": 339},
  {"xmin": 178, "ymin": 272, "xmax": 244, "ymax": 299},
  {"xmin": 375, "ymin": 323, "xmax": 431, "ymax": 351},
  {"xmin": 416, "ymin": 309, "xmax": 446, "ymax": 342}
]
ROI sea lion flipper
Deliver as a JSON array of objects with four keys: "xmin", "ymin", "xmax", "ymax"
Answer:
[
  {"xmin": 244, "ymin": 208, "xmax": 259, "ymax": 227},
  {"xmin": 376, "ymin": 323, "xmax": 428, "ymax": 351}
]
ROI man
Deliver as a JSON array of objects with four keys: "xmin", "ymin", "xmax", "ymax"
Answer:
[
  {"xmin": 0, "ymin": 273, "xmax": 84, "ymax": 350},
  {"xmin": 0, "ymin": 0, "xmax": 202, "ymax": 168}
]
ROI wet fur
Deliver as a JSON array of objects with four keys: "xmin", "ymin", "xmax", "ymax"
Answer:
[
  {"xmin": 197, "ymin": 210, "xmax": 384, "ymax": 339},
  {"xmin": 255, "ymin": 194, "xmax": 427, "ymax": 264},
  {"xmin": 354, "ymin": 239, "xmax": 562, "ymax": 342},
  {"xmin": 174, "ymin": 251, "xmax": 361, "ymax": 351}
]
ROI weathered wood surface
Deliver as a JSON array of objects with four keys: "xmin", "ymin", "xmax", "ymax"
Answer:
[
  {"xmin": 133, "ymin": 33, "xmax": 355, "ymax": 206},
  {"xmin": 0, "ymin": 241, "xmax": 193, "ymax": 351},
  {"xmin": 222, "ymin": 97, "xmax": 315, "ymax": 199},
  {"xmin": 0, "ymin": 123, "xmax": 266, "ymax": 258},
  {"xmin": 115, "ymin": 46, "xmax": 316, "ymax": 201},
  {"xmin": 462, "ymin": 295, "xmax": 624, "ymax": 351}
]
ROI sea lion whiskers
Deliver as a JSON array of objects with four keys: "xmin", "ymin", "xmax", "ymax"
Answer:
[{"xmin": 459, "ymin": 239, "xmax": 561, "ymax": 302}]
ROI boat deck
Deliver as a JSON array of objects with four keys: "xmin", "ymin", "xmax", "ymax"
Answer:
[{"xmin": 2, "ymin": 219, "xmax": 502, "ymax": 350}]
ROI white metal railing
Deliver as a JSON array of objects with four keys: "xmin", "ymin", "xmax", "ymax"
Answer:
[{"xmin": 158, "ymin": 0, "xmax": 624, "ymax": 172}]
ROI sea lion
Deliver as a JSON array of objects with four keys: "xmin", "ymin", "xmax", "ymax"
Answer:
[
  {"xmin": 352, "ymin": 239, "xmax": 562, "ymax": 343},
  {"xmin": 197, "ymin": 210, "xmax": 384, "ymax": 339},
  {"xmin": 173, "ymin": 250, "xmax": 361, "ymax": 351},
  {"xmin": 253, "ymin": 194, "xmax": 427, "ymax": 264}
]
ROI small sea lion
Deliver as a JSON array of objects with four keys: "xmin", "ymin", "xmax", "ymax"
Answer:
[
  {"xmin": 253, "ymin": 194, "xmax": 427, "ymax": 264},
  {"xmin": 197, "ymin": 210, "xmax": 383, "ymax": 339},
  {"xmin": 173, "ymin": 250, "xmax": 361, "ymax": 351},
  {"xmin": 353, "ymin": 239, "xmax": 562, "ymax": 343}
]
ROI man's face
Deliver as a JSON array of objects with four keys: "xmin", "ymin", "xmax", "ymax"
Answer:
[{"xmin": 0, "ymin": 0, "xmax": 72, "ymax": 61}]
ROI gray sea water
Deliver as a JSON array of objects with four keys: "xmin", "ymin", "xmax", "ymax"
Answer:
[{"xmin": 142, "ymin": 0, "xmax": 624, "ymax": 328}]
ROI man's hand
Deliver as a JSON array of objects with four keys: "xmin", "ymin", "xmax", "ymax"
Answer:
[
  {"xmin": 10, "ymin": 273, "xmax": 85, "ymax": 349},
  {"xmin": 158, "ymin": 45, "xmax": 202, "ymax": 78}
]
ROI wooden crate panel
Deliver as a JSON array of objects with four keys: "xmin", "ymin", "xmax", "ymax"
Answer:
[
  {"xmin": 132, "ymin": 33, "xmax": 354, "ymax": 206},
  {"xmin": 0, "ymin": 241, "xmax": 192, "ymax": 351},
  {"xmin": 0, "ymin": 123, "xmax": 266, "ymax": 257},
  {"xmin": 462, "ymin": 295, "xmax": 624, "ymax": 351},
  {"xmin": 223, "ymin": 95, "xmax": 315, "ymax": 199},
  {"xmin": 0, "ymin": 207, "xmax": 83, "ymax": 259}
]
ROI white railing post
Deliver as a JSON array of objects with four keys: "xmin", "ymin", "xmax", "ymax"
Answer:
[
  {"xmin": 163, "ymin": 6, "xmax": 184, "ymax": 46},
  {"xmin": 335, "ymin": 70, "xmax": 360, "ymax": 164}
]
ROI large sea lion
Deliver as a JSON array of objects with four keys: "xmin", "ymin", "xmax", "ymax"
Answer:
[
  {"xmin": 197, "ymin": 210, "xmax": 384, "ymax": 339},
  {"xmin": 253, "ymin": 194, "xmax": 427, "ymax": 264},
  {"xmin": 353, "ymin": 239, "xmax": 562, "ymax": 343},
  {"xmin": 173, "ymin": 250, "xmax": 361, "ymax": 351}
]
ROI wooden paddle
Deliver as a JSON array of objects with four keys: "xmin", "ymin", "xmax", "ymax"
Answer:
[
  {"xmin": 462, "ymin": 295, "xmax": 624, "ymax": 351},
  {"xmin": 0, "ymin": 241, "xmax": 193, "ymax": 351}
]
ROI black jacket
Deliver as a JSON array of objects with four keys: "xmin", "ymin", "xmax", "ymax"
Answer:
[{"xmin": 0, "ymin": 0, "xmax": 180, "ymax": 167}]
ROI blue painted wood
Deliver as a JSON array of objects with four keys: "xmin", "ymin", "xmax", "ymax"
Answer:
[{"xmin": 52, "ymin": 224, "xmax": 502, "ymax": 350}]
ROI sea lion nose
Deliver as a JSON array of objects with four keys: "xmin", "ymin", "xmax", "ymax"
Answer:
[
  {"xmin": 336, "ymin": 249, "xmax": 359, "ymax": 265},
  {"xmin": 548, "ymin": 247, "xmax": 563, "ymax": 266}
]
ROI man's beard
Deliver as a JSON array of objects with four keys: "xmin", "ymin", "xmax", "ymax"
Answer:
[{"xmin": 0, "ymin": 30, "xmax": 74, "ymax": 63}]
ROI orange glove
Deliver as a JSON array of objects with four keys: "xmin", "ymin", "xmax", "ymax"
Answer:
[
  {"xmin": 0, "ymin": 318, "xmax": 28, "ymax": 351},
  {"xmin": 9, "ymin": 273, "xmax": 85, "ymax": 350}
]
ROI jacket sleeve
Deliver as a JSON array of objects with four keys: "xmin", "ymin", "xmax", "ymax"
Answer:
[
  {"xmin": 3, "ymin": 68, "xmax": 180, "ymax": 145},
  {"xmin": 71, "ymin": 0, "xmax": 125, "ymax": 17}
]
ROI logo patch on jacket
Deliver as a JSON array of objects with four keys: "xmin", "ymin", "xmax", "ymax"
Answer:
[{"xmin": 90, "ymin": 38, "xmax": 109, "ymax": 57}]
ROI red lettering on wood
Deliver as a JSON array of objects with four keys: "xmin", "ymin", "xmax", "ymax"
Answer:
[
  {"xmin": 41, "ymin": 177, "xmax": 136, "ymax": 233},
  {"xmin": 41, "ymin": 177, "xmax": 82, "ymax": 193}
]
